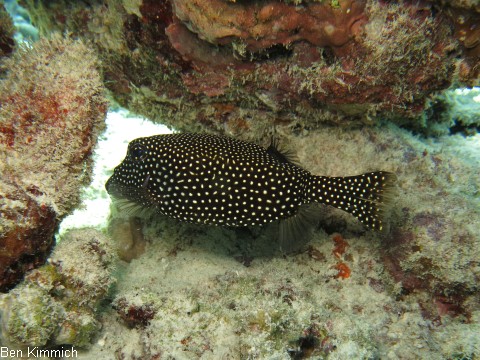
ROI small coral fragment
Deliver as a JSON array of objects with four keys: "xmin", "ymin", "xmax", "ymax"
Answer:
[{"xmin": 331, "ymin": 233, "xmax": 351, "ymax": 279}]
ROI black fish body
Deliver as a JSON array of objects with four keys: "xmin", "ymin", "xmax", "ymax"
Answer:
[{"xmin": 106, "ymin": 133, "xmax": 394, "ymax": 239}]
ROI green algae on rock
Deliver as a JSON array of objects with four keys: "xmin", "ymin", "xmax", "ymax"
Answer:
[
  {"xmin": 0, "ymin": 228, "xmax": 116, "ymax": 348},
  {"xmin": 0, "ymin": 285, "xmax": 63, "ymax": 346}
]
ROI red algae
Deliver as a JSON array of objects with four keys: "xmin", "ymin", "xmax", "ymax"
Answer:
[
  {"xmin": 332, "ymin": 233, "xmax": 349, "ymax": 258},
  {"xmin": 114, "ymin": 297, "xmax": 156, "ymax": 329},
  {"xmin": 334, "ymin": 262, "xmax": 351, "ymax": 279}
]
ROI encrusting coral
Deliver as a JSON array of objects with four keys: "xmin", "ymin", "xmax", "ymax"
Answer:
[
  {"xmin": 0, "ymin": 35, "xmax": 107, "ymax": 291},
  {"xmin": 0, "ymin": 228, "xmax": 116, "ymax": 348},
  {"xmin": 18, "ymin": 0, "xmax": 480, "ymax": 139}
]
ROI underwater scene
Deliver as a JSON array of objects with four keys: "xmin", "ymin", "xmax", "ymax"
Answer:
[{"xmin": 0, "ymin": 0, "xmax": 479, "ymax": 359}]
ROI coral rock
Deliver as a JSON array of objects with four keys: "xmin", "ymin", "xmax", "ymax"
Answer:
[
  {"xmin": 0, "ymin": 181, "xmax": 57, "ymax": 293},
  {"xmin": 0, "ymin": 35, "xmax": 107, "ymax": 291},
  {"xmin": 0, "ymin": 285, "xmax": 63, "ymax": 346},
  {"xmin": 18, "ymin": 0, "xmax": 479, "ymax": 137},
  {"xmin": 171, "ymin": 0, "xmax": 367, "ymax": 53},
  {"xmin": 0, "ymin": 228, "xmax": 116, "ymax": 348}
]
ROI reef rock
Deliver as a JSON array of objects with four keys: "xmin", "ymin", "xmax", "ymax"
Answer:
[
  {"xmin": 0, "ymin": 35, "xmax": 107, "ymax": 291},
  {"xmin": 0, "ymin": 228, "xmax": 116, "ymax": 348},
  {"xmin": 19, "ymin": 0, "xmax": 480, "ymax": 138}
]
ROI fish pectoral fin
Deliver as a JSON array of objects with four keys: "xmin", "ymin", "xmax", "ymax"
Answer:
[{"xmin": 278, "ymin": 204, "xmax": 320, "ymax": 254}]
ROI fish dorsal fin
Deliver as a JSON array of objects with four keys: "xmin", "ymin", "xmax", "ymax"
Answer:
[{"xmin": 266, "ymin": 137, "xmax": 302, "ymax": 167}]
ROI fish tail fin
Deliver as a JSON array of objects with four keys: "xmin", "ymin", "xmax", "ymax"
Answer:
[{"xmin": 305, "ymin": 171, "xmax": 396, "ymax": 230}]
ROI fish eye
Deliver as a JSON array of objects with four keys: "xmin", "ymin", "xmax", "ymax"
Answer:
[{"xmin": 128, "ymin": 143, "xmax": 147, "ymax": 162}]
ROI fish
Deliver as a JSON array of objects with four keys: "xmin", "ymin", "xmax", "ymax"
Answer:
[{"xmin": 105, "ymin": 133, "xmax": 395, "ymax": 249}]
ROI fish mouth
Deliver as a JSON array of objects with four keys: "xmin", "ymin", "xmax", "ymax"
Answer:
[
  {"xmin": 105, "ymin": 174, "xmax": 151, "ymax": 199},
  {"xmin": 105, "ymin": 181, "xmax": 141, "ymax": 200}
]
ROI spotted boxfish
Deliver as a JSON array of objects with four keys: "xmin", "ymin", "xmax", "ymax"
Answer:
[{"xmin": 106, "ymin": 133, "xmax": 394, "ymax": 248}]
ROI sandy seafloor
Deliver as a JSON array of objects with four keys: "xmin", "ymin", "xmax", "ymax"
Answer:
[{"xmin": 49, "ymin": 99, "xmax": 480, "ymax": 359}]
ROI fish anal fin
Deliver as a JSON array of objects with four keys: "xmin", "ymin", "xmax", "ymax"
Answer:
[{"xmin": 278, "ymin": 204, "xmax": 320, "ymax": 253}]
